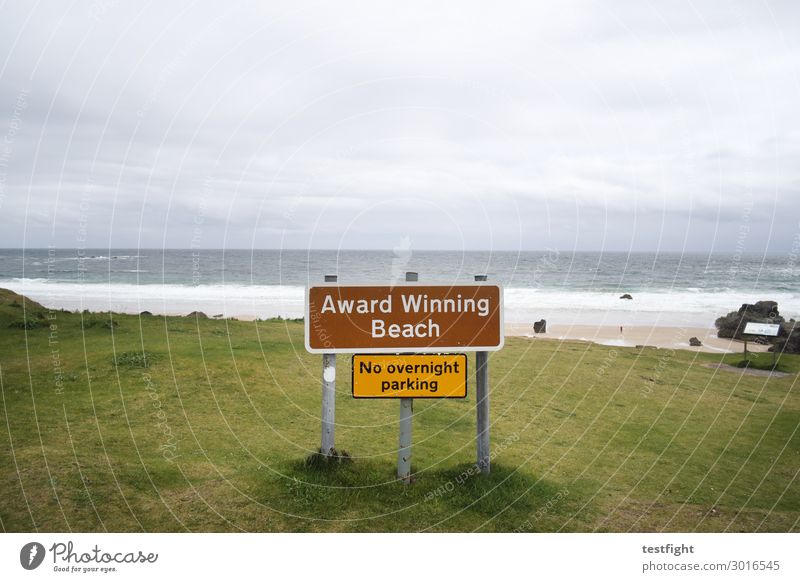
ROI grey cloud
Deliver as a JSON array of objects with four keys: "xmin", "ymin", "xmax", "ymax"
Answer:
[{"xmin": 1, "ymin": 1, "xmax": 798, "ymax": 252}]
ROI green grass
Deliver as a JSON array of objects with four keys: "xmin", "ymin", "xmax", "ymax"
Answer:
[
  {"xmin": 0, "ymin": 288, "xmax": 798, "ymax": 532},
  {"xmin": 721, "ymin": 352, "xmax": 797, "ymax": 374}
]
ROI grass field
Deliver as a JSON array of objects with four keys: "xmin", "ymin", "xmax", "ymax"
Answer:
[{"xmin": 1, "ymin": 289, "xmax": 798, "ymax": 532}]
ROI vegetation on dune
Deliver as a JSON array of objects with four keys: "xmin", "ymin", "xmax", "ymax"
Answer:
[
  {"xmin": 81, "ymin": 314, "xmax": 119, "ymax": 330},
  {"xmin": 0, "ymin": 288, "xmax": 798, "ymax": 532}
]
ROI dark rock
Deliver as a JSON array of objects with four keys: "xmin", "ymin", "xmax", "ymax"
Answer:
[
  {"xmin": 187, "ymin": 311, "xmax": 208, "ymax": 319},
  {"xmin": 620, "ymin": 293, "xmax": 633, "ymax": 300},
  {"xmin": 770, "ymin": 322, "xmax": 800, "ymax": 354},
  {"xmin": 715, "ymin": 300, "xmax": 786, "ymax": 340},
  {"xmin": 737, "ymin": 301, "xmax": 779, "ymax": 318},
  {"xmin": 533, "ymin": 319, "xmax": 547, "ymax": 333},
  {"xmin": 139, "ymin": 311, "xmax": 152, "ymax": 316},
  {"xmin": 688, "ymin": 337, "xmax": 702, "ymax": 347}
]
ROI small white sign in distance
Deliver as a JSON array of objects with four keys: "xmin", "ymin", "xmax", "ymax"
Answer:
[{"xmin": 743, "ymin": 322, "xmax": 781, "ymax": 337}]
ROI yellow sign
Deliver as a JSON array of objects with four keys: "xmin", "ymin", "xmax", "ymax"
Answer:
[{"xmin": 352, "ymin": 354, "xmax": 467, "ymax": 398}]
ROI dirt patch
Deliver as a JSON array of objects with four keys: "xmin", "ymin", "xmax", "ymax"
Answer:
[{"xmin": 702, "ymin": 363, "xmax": 793, "ymax": 378}]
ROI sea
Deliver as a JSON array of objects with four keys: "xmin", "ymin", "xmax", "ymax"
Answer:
[{"xmin": 0, "ymin": 249, "xmax": 798, "ymax": 328}]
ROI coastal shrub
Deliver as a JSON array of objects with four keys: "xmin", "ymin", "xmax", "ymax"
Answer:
[
  {"xmin": 0, "ymin": 289, "xmax": 45, "ymax": 310},
  {"xmin": 112, "ymin": 351, "xmax": 158, "ymax": 368},
  {"xmin": 81, "ymin": 315, "xmax": 119, "ymax": 330},
  {"xmin": 8, "ymin": 318, "xmax": 41, "ymax": 330}
]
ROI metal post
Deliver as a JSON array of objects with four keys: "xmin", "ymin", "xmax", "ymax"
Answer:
[
  {"xmin": 321, "ymin": 274, "xmax": 337, "ymax": 455},
  {"xmin": 398, "ymin": 399, "xmax": 413, "ymax": 482},
  {"xmin": 475, "ymin": 274, "xmax": 490, "ymax": 473},
  {"xmin": 397, "ymin": 271, "xmax": 418, "ymax": 483}
]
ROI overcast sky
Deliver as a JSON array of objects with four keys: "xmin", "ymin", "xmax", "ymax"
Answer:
[{"xmin": 0, "ymin": 1, "xmax": 798, "ymax": 252}]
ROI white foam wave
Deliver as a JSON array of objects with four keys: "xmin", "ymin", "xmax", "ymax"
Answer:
[
  {"xmin": 2, "ymin": 279, "xmax": 798, "ymax": 325},
  {"xmin": 2, "ymin": 279, "xmax": 305, "ymax": 319},
  {"xmin": 41, "ymin": 255, "xmax": 145, "ymax": 262},
  {"xmin": 503, "ymin": 288, "xmax": 800, "ymax": 326}
]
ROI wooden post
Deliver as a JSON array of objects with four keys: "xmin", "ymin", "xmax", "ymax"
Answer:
[
  {"xmin": 475, "ymin": 274, "xmax": 490, "ymax": 473},
  {"xmin": 397, "ymin": 271, "xmax": 417, "ymax": 483},
  {"xmin": 321, "ymin": 274, "xmax": 337, "ymax": 455}
]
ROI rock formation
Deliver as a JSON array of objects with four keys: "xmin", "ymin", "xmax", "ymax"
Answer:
[
  {"xmin": 769, "ymin": 320, "xmax": 800, "ymax": 354},
  {"xmin": 715, "ymin": 301, "xmax": 785, "ymax": 340}
]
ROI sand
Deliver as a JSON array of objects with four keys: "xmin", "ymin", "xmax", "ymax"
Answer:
[
  {"xmin": 2, "ymin": 280, "xmax": 766, "ymax": 354},
  {"xmin": 505, "ymin": 323, "xmax": 770, "ymax": 354}
]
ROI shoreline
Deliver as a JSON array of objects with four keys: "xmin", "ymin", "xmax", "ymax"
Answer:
[
  {"xmin": 3, "ymin": 285, "xmax": 771, "ymax": 354},
  {"xmin": 505, "ymin": 323, "xmax": 767, "ymax": 354},
  {"xmin": 41, "ymin": 307, "xmax": 763, "ymax": 355}
]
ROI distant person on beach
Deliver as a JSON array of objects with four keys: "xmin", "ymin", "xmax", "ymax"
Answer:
[{"xmin": 620, "ymin": 326, "xmax": 623, "ymax": 334}]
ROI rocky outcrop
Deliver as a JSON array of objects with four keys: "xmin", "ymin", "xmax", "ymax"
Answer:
[
  {"xmin": 770, "ymin": 321, "xmax": 800, "ymax": 354},
  {"xmin": 620, "ymin": 293, "xmax": 633, "ymax": 300},
  {"xmin": 688, "ymin": 337, "xmax": 702, "ymax": 347},
  {"xmin": 533, "ymin": 319, "xmax": 547, "ymax": 333},
  {"xmin": 715, "ymin": 301, "xmax": 785, "ymax": 340}
]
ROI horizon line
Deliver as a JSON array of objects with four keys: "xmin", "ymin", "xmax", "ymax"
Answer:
[{"xmin": 0, "ymin": 247, "xmax": 790, "ymax": 255}]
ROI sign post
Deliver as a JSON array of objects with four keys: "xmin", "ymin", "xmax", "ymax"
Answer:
[
  {"xmin": 397, "ymin": 271, "xmax": 417, "ymax": 483},
  {"xmin": 742, "ymin": 322, "xmax": 782, "ymax": 368},
  {"xmin": 321, "ymin": 274, "xmax": 337, "ymax": 455},
  {"xmin": 474, "ymin": 274, "xmax": 490, "ymax": 473},
  {"xmin": 305, "ymin": 273, "xmax": 503, "ymax": 480}
]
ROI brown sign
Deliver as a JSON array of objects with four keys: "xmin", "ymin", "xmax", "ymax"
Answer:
[{"xmin": 305, "ymin": 284, "xmax": 503, "ymax": 353}]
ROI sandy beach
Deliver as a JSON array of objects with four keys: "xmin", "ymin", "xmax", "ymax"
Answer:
[
  {"xmin": 1, "ymin": 281, "xmax": 776, "ymax": 354},
  {"xmin": 505, "ymin": 323, "xmax": 770, "ymax": 354}
]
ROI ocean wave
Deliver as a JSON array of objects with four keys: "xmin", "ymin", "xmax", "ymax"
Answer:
[
  {"xmin": 37, "ymin": 255, "xmax": 146, "ymax": 262},
  {"xmin": 1, "ymin": 279, "xmax": 798, "ymax": 324},
  {"xmin": 0, "ymin": 279, "xmax": 305, "ymax": 319}
]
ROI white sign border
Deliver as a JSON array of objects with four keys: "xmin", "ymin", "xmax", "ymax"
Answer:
[
  {"xmin": 304, "ymin": 281, "xmax": 505, "ymax": 354},
  {"xmin": 742, "ymin": 322, "xmax": 781, "ymax": 337}
]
